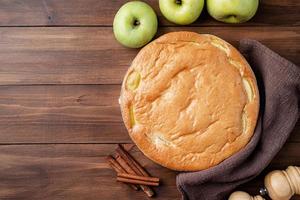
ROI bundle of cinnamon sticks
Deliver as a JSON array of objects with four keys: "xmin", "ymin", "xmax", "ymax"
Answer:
[{"xmin": 106, "ymin": 144, "xmax": 160, "ymax": 197}]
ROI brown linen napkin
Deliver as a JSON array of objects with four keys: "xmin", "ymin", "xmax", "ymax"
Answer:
[{"xmin": 176, "ymin": 39, "xmax": 300, "ymax": 200}]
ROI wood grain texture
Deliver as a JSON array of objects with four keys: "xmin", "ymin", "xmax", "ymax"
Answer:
[
  {"xmin": 0, "ymin": 27, "xmax": 299, "ymax": 85},
  {"xmin": 0, "ymin": 0, "xmax": 299, "ymax": 26},
  {"xmin": 0, "ymin": 144, "xmax": 299, "ymax": 200},
  {"xmin": 0, "ymin": 144, "xmax": 179, "ymax": 200},
  {"xmin": 0, "ymin": 84, "xmax": 299, "ymax": 144}
]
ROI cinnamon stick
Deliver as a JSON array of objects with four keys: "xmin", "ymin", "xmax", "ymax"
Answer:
[
  {"xmin": 116, "ymin": 144, "xmax": 150, "ymax": 176},
  {"xmin": 106, "ymin": 155, "xmax": 124, "ymax": 172},
  {"xmin": 116, "ymin": 145, "xmax": 155, "ymax": 197},
  {"xmin": 117, "ymin": 177, "xmax": 159, "ymax": 186},
  {"xmin": 117, "ymin": 173, "xmax": 159, "ymax": 183},
  {"xmin": 106, "ymin": 155, "xmax": 139, "ymax": 191},
  {"xmin": 115, "ymin": 154, "xmax": 136, "ymax": 175}
]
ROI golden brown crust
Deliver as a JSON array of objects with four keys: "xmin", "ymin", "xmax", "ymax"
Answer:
[{"xmin": 120, "ymin": 32, "xmax": 259, "ymax": 171}]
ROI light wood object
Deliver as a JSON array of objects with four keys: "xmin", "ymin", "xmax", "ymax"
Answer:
[
  {"xmin": 264, "ymin": 166, "xmax": 300, "ymax": 200},
  {"xmin": 229, "ymin": 166, "xmax": 300, "ymax": 200},
  {"xmin": 229, "ymin": 191, "xmax": 265, "ymax": 200}
]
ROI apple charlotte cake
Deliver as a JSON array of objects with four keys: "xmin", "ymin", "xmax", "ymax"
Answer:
[{"xmin": 119, "ymin": 32, "xmax": 259, "ymax": 171}]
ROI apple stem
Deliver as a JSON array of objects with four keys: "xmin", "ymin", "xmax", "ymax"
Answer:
[
  {"xmin": 133, "ymin": 19, "xmax": 140, "ymax": 26},
  {"xmin": 175, "ymin": 0, "xmax": 182, "ymax": 5}
]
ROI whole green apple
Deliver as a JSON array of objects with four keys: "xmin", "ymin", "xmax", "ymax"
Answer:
[
  {"xmin": 207, "ymin": 0, "xmax": 259, "ymax": 23},
  {"xmin": 159, "ymin": 0, "xmax": 204, "ymax": 25},
  {"xmin": 113, "ymin": 1, "xmax": 158, "ymax": 48}
]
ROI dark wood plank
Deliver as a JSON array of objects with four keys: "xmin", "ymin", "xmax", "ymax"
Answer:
[
  {"xmin": 0, "ymin": 85, "xmax": 299, "ymax": 144},
  {"xmin": 0, "ymin": 0, "xmax": 299, "ymax": 26},
  {"xmin": 0, "ymin": 143, "xmax": 299, "ymax": 200},
  {"xmin": 0, "ymin": 27, "xmax": 299, "ymax": 85},
  {"xmin": 0, "ymin": 123, "xmax": 129, "ymax": 144},
  {"xmin": 0, "ymin": 85, "xmax": 122, "ymax": 143},
  {"xmin": 0, "ymin": 144, "xmax": 179, "ymax": 200}
]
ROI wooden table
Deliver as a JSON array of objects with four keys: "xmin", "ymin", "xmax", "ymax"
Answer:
[{"xmin": 0, "ymin": 0, "xmax": 299, "ymax": 199}]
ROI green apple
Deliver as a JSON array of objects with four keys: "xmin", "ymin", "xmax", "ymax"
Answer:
[
  {"xmin": 113, "ymin": 1, "xmax": 158, "ymax": 48},
  {"xmin": 159, "ymin": 0, "xmax": 204, "ymax": 25},
  {"xmin": 207, "ymin": 0, "xmax": 259, "ymax": 23}
]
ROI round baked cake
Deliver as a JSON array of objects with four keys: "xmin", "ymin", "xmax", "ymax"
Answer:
[{"xmin": 120, "ymin": 32, "xmax": 259, "ymax": 171}]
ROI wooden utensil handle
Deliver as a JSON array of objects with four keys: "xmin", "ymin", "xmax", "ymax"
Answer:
[
  {"xmin": 264, "ymin": 166, "xmax": 300, "ymax": 200},
  {"xmin": 228, "ymin": 191, "xmax": 265, "ymax": 200}
]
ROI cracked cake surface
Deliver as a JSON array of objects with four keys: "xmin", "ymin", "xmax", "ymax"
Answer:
[{"xmin": 120, "ymin": 32, "xmax": 259, "ymax": 171}]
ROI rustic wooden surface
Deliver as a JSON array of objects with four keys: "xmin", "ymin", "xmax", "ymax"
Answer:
[{"xmin": 0, "ymin": 0, "xmax": 299, "ymax": 199}]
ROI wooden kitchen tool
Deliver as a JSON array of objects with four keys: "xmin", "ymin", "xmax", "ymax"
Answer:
[
  {"xmin": 229, "ymin": 166, "xmax": 300, "ymax": 200},
  {"xmin": 228, "ymin": 191, "xmax": 265, "ymax": 200},
  {"xmin": 264, "ymin": 166, "xmax": 300, "ymax": 200}
]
